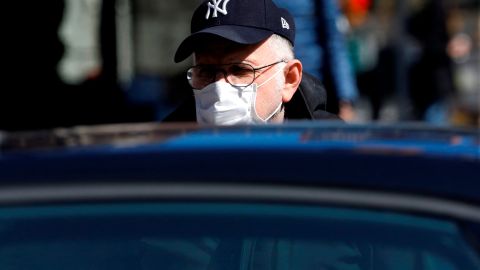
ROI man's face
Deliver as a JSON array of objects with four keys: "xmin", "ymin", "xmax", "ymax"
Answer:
[{"xmin": 193, "ymin": 37, "xmax": 285, "ymax": 121}]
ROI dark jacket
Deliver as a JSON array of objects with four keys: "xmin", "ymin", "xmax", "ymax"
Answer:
[{"xmin": 163, "ymin": 72, "xmax": 339, "ymax": 122}]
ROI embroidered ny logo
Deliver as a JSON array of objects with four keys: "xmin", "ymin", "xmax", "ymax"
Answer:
[{"xmin": 206, "ymin": 0, "xmax": 231, "ymax": 19}]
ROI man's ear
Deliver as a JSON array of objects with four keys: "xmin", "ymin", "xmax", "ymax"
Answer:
[{"xmin": 282, "ymin": 60, "xmax": 302, "ymax": 103}]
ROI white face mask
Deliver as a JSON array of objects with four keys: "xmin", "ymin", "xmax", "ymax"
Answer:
[{"xmin": 193, "ymin": 67, "xmax": 284, "ymax": 125}]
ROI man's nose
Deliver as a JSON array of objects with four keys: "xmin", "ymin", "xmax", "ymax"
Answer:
[{"xmin": 213, "ymin": 70, "xmax": 227, "ymax": 83}]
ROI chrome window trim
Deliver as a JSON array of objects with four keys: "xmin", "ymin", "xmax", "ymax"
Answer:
[{"xmin": 0, "ymin": 183, "xmax": 479, "ymax": 222}]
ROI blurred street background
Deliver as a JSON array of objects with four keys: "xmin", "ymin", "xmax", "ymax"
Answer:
[{"xmin": 2, "ymin": 0, "xmax": 479, "ymax": 131}]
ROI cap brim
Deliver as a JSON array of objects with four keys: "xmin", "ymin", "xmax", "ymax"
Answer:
[{"xmin": 174, "ymin": 25, "xmax": 273, "ymax": 63}]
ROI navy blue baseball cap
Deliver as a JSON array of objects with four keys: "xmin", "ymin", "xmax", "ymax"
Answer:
[{"xmin": 174, "ymin": 0, "xmax": 296, "ymax": 63}]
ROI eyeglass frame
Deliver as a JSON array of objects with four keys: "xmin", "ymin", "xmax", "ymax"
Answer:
[{"xmin": 187, "ymin": 59, "xmax": 289, "ymax": 90}]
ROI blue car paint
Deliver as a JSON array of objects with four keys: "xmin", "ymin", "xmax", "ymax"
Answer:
[{"xmin": 0, "ymin": 123, "xmax": 478, "ymax": 203}]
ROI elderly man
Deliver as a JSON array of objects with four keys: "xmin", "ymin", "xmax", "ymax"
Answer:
[{"xmin": 165, "ymin": 0, "xmax": 338, "ymax": 125}]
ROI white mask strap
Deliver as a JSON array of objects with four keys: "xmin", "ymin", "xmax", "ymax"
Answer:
[
  {"xmin": 263, "ymin": 102, "xmax": 283, "ymax": 122},
  {"xmin": 253, "ymin": 64, "xmax": 286, "ymax": 122},
  {"xmin": 257, "ymin": 64, "xmax": 286, "ymax": 89}
]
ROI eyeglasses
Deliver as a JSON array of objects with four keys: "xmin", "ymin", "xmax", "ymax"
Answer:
[{"xmin": 187, "ymin": 59, "xmax": 288, "ymax": 90}]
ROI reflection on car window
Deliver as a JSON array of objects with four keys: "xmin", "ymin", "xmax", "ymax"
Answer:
[{"xmin": 0, "ymin": 203, "xmax": 479, "ymax": 270}]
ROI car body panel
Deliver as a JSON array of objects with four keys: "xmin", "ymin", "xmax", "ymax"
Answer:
[
  {"xmin": 1, "ymin": 122, "xmax": 478, "ymax": 203},
  {"xmin": 0, "ymin": 122, "xmax": 479, "ymax": 270}
]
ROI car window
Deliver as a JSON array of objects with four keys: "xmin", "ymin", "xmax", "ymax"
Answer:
[{"xmin": 0, "ymin": 203, "xmax": 479, "ymax": 270}]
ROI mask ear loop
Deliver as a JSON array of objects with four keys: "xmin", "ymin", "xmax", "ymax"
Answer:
[
  {"xmin": 262, "ymin": 102, "xmax": 284, "ymax": 122},
  {"xmin": 256, "ymin": 65, "xmax": 286, "ymax": 88},
  {"xmin": 252, "ymin": 64, "xmax": 287, "ymax": 122}
]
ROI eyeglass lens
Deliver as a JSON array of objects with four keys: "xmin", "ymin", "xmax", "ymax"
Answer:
[{"xmin": 188, "ymin": 63, "xmax": 255, "ymax": 89}]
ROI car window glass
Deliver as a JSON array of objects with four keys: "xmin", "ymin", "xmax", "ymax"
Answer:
[{"xmin": 0, "ymin": 203, "xmax": 479, "ymax": 270}]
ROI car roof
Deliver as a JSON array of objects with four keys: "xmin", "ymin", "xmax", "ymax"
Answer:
[{"xmin": 0, "ymin": 122, "xmax": 479, "ymax": 203}]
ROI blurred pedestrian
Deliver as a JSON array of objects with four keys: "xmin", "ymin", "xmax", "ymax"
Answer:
[
  {"xmin": 274, "ymin": 0, "xmax": 359, "ymax": 121},
  {"xmin": 2, "ymin": 1, "xmax": 67, "ymax": 130},
  {"xmin": 407, "ymin": 0, "xmax": 456, "ymax": 124}
]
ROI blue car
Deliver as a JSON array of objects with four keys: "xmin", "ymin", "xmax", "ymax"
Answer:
[{"xmin": 0, "ymin": 122, "xmax": 479, "ymax": 270}]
